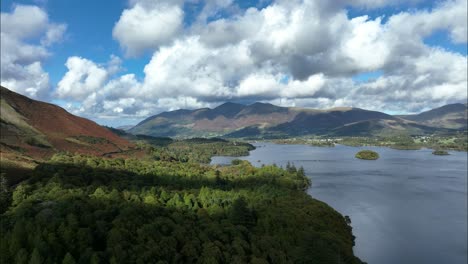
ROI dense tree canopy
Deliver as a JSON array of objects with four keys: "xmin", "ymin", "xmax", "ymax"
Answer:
[
  {"xmin": 134, "ymin": 137, "xmax": 256, "ymax": 163},
  {"xmin": 1, "ymin": 150, "xmax": 362, "ymax": 263}
]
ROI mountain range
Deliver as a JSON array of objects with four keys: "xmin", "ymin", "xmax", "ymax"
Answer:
[
  {"xmin": 129, "ymin": 101, "xmax": 467, "ymax": 138},
  {"xmin": 1, "ymin": 85, "xmax": 466, "ymax": 157}
]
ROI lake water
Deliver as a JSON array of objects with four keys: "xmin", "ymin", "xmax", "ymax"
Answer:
[{"xmin": 211, "ymin": 143, "xmax": 467, "ymax": 264}]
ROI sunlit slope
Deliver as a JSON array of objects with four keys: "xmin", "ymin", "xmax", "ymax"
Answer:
[{"xmin": 0, "ymin": 86, "xmax": 133, "ymax": 158}]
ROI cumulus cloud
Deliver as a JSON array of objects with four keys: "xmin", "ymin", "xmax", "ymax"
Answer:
[
  {"xmin": 387, "ymin": 0, "xmax": 467, "ymax": 43},
  {"xmin": 113, "ymin": 0, "xmax": 184, "ymax": 57},
  {"xmin": 56, "ymin": 57, "xmax": 109, "ymax": 100},
  {"xmin": 60, "ymin": 0, "xmax": 467, "ymax": 124},
  {"xmin": 41, "ymin": 23, "xmax": 67, "ymax": 46},
  {"xmin": 354, "ymin": 48, "xmax": 467, "ymax": 111},
  {"xmin": 56, "ymin": 55, "xmax": 151, "ymax": 122},
  {"xmin": 141, "ymin": 36, "xmax": 252, "ymax": 100},
  {"xmin": 0, "ymin": 5, "xmax": 66, "ymax": 99},
  {"xmin": 106, "ymin": 55, "xmax": 124, "ymax": 76}
]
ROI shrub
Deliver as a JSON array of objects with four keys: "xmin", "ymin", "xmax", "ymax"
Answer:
[{"xmin": 432, "ymin": 150, "xmax": 449, "ymax": 155}]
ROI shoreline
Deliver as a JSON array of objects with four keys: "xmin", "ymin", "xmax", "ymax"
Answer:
[{"xmin": 249, "ymin": 138, "xmax": 467, "ymax": 152}]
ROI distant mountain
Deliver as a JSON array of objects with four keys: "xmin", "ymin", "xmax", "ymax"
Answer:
[
  {"xmin": 400, "ymin": 103, "xmax": 467, "ymax": 129},
  {"xmin": 0, "ymin": 86, "xmax": 133, "ymax": 159},
  {"xmin": 129, "ymin": 102, "xmax": 297, "ymax": 137},
  {"xmin": 130, "ymin": 102, "xmax": 465, "ymax": 138},
  {"xmin": 268, "ymin": 108, "xmax": 395, "ymax": 135},
  {"xmin": 198, "ymin": 102, "xmax": 245, "ymax": 119},
  {"xmin": 329, "ymin": 119, "xmax": 446, "ymax": 137}
]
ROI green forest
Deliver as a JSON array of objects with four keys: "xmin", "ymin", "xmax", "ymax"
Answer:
[
  {"xmin": 0, "ymin": 150, "xmax": 362, "ymax": 264},
  {"xmin": 115, "ymin": 135, "xmax": 256, "ymax": 164}
]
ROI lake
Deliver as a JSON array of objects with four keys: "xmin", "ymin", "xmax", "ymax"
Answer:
[{"xmin": 211, "ymin": 143, "xmax": 467, "ymax": 264}]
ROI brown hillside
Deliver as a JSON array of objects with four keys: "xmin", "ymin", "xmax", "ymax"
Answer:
[{"xmin": 0, "ymin": 86, "xmax": 134, "ymax": 158}]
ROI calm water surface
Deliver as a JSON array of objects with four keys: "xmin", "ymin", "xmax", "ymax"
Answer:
[{"xmin": 211, "ymin": 143, "xmax": 467, "ymax": 264}]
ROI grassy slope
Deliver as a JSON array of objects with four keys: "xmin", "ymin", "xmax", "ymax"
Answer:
[
  {"xmin": 0, "ymin": 86, "xmax": 134, "ymax": 158},
  {"xmin": 0, "ymin": 98, "xmax": 52, "ymax": 148},
  {"xmin": 401, "ymin": 103, "xmax": 467, "ymax": 129}
]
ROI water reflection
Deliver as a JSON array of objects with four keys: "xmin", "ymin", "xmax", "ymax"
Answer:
[{"xmin": 211, "ymin": 143, "xmax": 467, "ymax": 264}]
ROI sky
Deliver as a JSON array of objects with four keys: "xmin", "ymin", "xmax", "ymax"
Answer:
[{"xmin": 1, "ymin": 0, "xmax": 467, "ymax": 126}]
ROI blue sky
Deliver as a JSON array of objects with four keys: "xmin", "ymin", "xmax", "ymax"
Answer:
[
  {"xmin": 1, "ymin": 0, "xmax": 143, "ymax": 84},
  {"xmin": 1, "ymin": 0, "xmax": 467, "ymax": 126}
]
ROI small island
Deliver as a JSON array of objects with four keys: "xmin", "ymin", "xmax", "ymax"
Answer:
[
  {"xmin": 432, "ymin": 150, "xmax": 450, "ymax": 155},
  {"xmin": 355, "ymin": 150, "xmax": 380, "ymax": 160}
]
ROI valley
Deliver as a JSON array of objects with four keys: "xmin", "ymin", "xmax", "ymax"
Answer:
[
  {"xmin": 1, "ymin": 86, "xmax": 466, "ymax": 264},
  {"xmin": 0, "ymin": 86, "xmax": 364, "ymax": 264},
  {"xmin": 1, "ymin": 1, "xmax": 466, "ymax": 263}
]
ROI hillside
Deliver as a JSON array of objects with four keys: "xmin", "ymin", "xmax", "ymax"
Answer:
[
  {"xmin": 130, "ymin": 102, "xmax": 464, "ymax": 138},
  {"xmin": 0, "ymin": 88, "xmax": 364, "ymax": 264},
  {"xmin": 0, "ymin": 86, "xmax": 134, "ymax": 160},
  {"xmin": 268, "ymin": 108, "xmax": 395, "ymax": 136},
  {"xmin": 330, "ymin": 119, "xmax": 446, "ymax": 137},
  {"xmin": 400, "ymin": 103, "xmax": 467, "ymax": 129},
  {"xmin": 129, "ymin": 102, "xmax": 297, "ymax": 137}
]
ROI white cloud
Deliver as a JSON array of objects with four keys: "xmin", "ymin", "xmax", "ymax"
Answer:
[
  {"xmin": 56, "ymin": 56, "xmax": 148, "ymax": 121},
  {"xmin": 60, "ymin": 0, "xmax": 467, "ymax": 124},
  {"xmin": 0, "ymin": 5, "xmax": 66, "ymax": 99},
  {"xmin": 102, "ymin": 73, "xmax": 141, "ymax": 101},
  {"xmin": 41, "ymin": 23, "xmax": 67, "ymax": 46},
  {"xmin": 386, "ymin": 0, "xmax": 467, "ymax": 44},
  {"xmin": 113, "ymin": 0, "xmax": 184, "ymax": 57},
  {"xmin": 56, "ymin": 57, "xmax": 109, "ymax": 100},
  {"xmin": 0, "ymin": 62, "xmax": 50, "ymax": 99},
  {"xmin": 106, "ymin": 55, "xmax": 123, "ymax": 76},
  {"xmin": 237, "ymin": 73, "xmax": 279, "ymax": 98},
  {"xmin": 141, "ymin": 36, "xmax": 252, "ymax": 99},
  {"xmin": 341, "ymin": 16, "xmax": 389, "ymax": 71},
  {"xmin": 282, "ymin": 74, "xmax": 327, "ymax": 98},
  {"xmin": 0, "ymin": 5, "xmax": 48, "ymax": 39}
]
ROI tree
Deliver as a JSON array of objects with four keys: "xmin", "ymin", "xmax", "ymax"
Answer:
[
  {"xmin": 91, "ymin": 187, "xmax": 106, "ymax": 199},
  {"xmin": 167, "ymin": 193, "xmax": 183, "ymax": 208},
  {"xmin": 9, "ymin": 221, "xmax": 27, "ymax": 255},
  {"xmin": 297, "ymin": 166, "xmax": 305, "ymax": 178},
  {"xmin": 0, "ymin": 173, "xmax": 8, "ymax": 193},
  {"xmin": 89, "ymin": 253, "xmax": 100, "ymax": 264},
  {"xmin": 144, "ymin": 194, "xmax": 157, "ymax": 205},
  {"xmin": 62, "ymin": 253, "xmax": 76, "ymax": 264},
  {"xmin": 199, "ymin": 242, "xmax": 223, "ymax": 264},
  {"xmin": 28, "ymin": 248, "xmax": 43, "ymax": 264},
  {"xmin": 215, "ymin": 170, "xmax": 225, "ymax": 186},
  {"xmin": 0, "ymin": 173, "xmax": 11, "ymax": 213},
  {"xmin": 12, "ymin": 184, "xmax": 28, "ymax": 206},
  {"xmin": 344, "ymin": 215, "xmax": 352, "ymax": 225},
  {"xmin": 230, "ymin": 197, "xmax": 255, "ymax": 227},
  {"xmin": 15, "ymin": 248, "xmax": 29, "ymax": 264}
]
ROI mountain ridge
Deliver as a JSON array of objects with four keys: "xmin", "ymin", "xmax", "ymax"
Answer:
[
  {"xmin": 399, "ymin": 103, "xmax": 467, "ymax": 129},
  {"xmin": 129, "ymin": 102, "xmax": 466, "ymax": 138}
]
